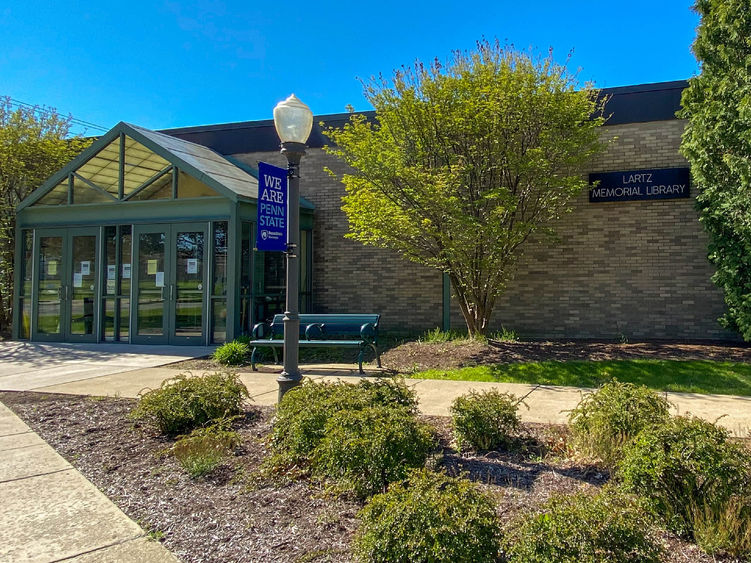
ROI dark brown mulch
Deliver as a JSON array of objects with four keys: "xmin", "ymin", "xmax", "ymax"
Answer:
[
  {"xmin": 0, "ymin": 392, "xmax": 733, "ymax": 563},
  {"xmin": 382, "ymin": 339, "xmax": 751, "ymax": 372},
  {"xmin": 0, "ymin": 392, "xmax": 359, "ymax": 563}
]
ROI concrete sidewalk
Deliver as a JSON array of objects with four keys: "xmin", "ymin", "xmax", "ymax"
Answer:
[
  {"xmin": 27, "ymin": 364, "xmax": 751, "ymax": 437},
  {"xmin": 0, "ymin": 341, "xmax": 215, "ymax": 392},
  {"xmin": 0, "ymin": 401, "xmax": 180, "ymax": 562}
]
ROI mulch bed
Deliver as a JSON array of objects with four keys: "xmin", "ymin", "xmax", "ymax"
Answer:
[
  {"xmin": 167, "ymin": 339, "xmax": 751, "ymax": 375},
  {"xmin": 381, "ymin": 339, "xmax": 751, "ymax": 372},
  {"xmin": 0, "ymin": 391, "xmax": 729, "ymax": 562}
]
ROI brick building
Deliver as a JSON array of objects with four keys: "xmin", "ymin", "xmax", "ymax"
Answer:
[
  {"xmin": 166, "ymin": 80, "xmax": 733, "ymax": 341},
  {"xmin": 13, "ymin": 80, "xmax": 736, "ymax": 344}
]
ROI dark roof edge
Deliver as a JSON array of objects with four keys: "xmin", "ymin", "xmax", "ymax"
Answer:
[
  {"xmin": 598, "ymin": 79, "xmax": 688, "ymax": 95},
  {"xmin": 162, "ymin": 111, "xmax": 374, "ymax": 136},
  {"xmin": 161, "ymin": 80, "xmax": 689, "ymax": 154}
]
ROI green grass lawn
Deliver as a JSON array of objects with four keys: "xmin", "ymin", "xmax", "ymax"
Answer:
[{"xmin": 410, "ymin": 359, "xmax": 751, "ymax": 397}]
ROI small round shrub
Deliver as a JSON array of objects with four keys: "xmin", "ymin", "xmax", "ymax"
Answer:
[
  {"xmin": 450, "ymin": 389, "xmax": 521, "ymax": 451},
  {"xmin": 618, "ymin": 415, "xmax": 751, "ymax": 538},
  {"xmin": 503, "ymin": 488, "xmax": 662, "ymax": 563},
  {"xmin": 234, "ymin": 334, "xmax": 252, "ymax": 345},
  {"xmin": 313, "ymin": 406, "xmax": 435, "ymax": 498},
  {"xmin": 171, "ymin": 422, "xmax": 241, "ymax": 478},
  {"xmin": 355, "ymin": 469, "xmax": 502, "ymax": 562},
  {"xmin": 130, "ymin": 372, "xmax": 249, "ymax": 435},
  {"xmin": 269, "ymin": 378, "xmax": 417, "ymax": 467},
  {"xmin": 213, "ymin": 340, "xmax": 249, "ymax": 366},
  {"xmin": 568, "ymin": 380, "xmax": 671, "ymax": 466}
]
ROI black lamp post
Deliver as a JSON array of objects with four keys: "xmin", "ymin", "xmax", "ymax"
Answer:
[{"xmin": 272, "ymin": 94, "xmax": 313, "ymax": 402}]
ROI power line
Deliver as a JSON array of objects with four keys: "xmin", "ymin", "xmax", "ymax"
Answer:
[{"xmin": 6, "ymin": 97, "xmax": 108, "ymax": 133}]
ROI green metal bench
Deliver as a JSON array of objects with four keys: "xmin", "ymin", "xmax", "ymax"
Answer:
[{"xmin": 249, "ymin": 313, "xmax": 381, "ymax": 374}]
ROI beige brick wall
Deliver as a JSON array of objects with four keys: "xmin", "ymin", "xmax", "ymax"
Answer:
[
  {"xmin": 234, "ymin": 118, "xmax": 736, "ymax": 340},
  {"xmin": 233, "ymin": 150, "xmax": 443, "ymax": 334}
]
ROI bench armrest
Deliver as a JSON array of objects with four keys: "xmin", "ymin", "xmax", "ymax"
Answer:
[
  {"xmin": 360, "ymin": 322, "xmax": 377, "ymax": 343},
  {"xmin": 305, "ymin": 323, "xmax": 326, "ymax": 340},
  {"xmin": 252, "ymin": 322, "xmax": 270, "ymax": 339}
]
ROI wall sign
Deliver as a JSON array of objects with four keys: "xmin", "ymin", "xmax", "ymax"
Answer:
[
  {"xmin": 256, "ymin": 161, "xmax": 288, "ymax": 252},
  {"xmin": 589, "ymin": 168, "xmax": 690, "ymax": 203}
]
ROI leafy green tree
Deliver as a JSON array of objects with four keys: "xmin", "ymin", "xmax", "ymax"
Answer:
[
  {"xmin": 0, "ymin": 98, "xmax": 91, "ymax": 333},
  {"xmin": 680, "ymin": 0, "xmax": 751, "ymax": 340},
  {"xmin": 324, "ymin": 40, "xmax": 607, "ymax": 336}
]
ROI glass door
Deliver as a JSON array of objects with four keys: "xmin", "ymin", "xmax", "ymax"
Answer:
[
  {"xmin": 172, "ymin": 224, "xmax": 207, "ymax": 345},
  {"xmin": 133, "ymin": 225, "xmax": 169, "ymax": 344},
  {"xmin": 33, "ymin": 230, "xmax": 66, "ymax": 341},
  {"xmin": 67, "ymin": 228, "xmax": 99, "ymax": 342},
  {"xmin": 132, "ymin": 223, "xmax": 208, "ymax": 345}
]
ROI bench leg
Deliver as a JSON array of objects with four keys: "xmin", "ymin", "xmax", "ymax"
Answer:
[
  {"xmin": 372, "ymin": 344, "xmax": 381, "ymax": 368},
  {"xmin": 358, "ymin": 347, "xmax": 365, "ymax": 375},
  {"xmin": 251, "ymin": 347, "xmax": 259, "ymax": 371},
  {"xmin": 272, "ymin": 347, "xmax": 279, "ymax": 365}
]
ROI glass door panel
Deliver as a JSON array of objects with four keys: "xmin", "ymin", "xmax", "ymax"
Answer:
[
  {"xmin": 174, "ymin": 230, "xmax": 204, "ymax": 339},
  {"xmin": 132, "ymin": 223, "xmax": 208, "ymax": 345},
  {"xmin": 135, "ymin": 228, "xmax": 168, "ymax": 341},
  {"xmin": 68, "ymin": 233, "xmax": 97, "ymax": 339},
  {"xmin": 36, "ymin": 235, "xmax": 64, "ymax": 338}
]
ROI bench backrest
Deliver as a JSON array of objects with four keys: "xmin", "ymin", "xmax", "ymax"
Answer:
[{"xmin": 268, "ymin": 313, "xmax": 380, "ymax": 340}]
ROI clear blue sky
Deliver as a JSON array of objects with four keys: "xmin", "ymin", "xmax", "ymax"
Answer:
[{"xmin": 1, "ymin": 0, "xmax": 700, "ymax": 135}]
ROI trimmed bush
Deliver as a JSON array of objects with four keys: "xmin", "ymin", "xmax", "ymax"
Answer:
[
  {"xmin": 450, "ymin": 389, "xmax": 521, "ymax": 451},
  {"xmin": 130, "ymin": 372, "xmax": 249, "ymax": 435},
  {"xmin": 269, "ymin": 378, "xmax": 417, "ymax": 467},
  {"xmin": 568, "ymin": 380, "xmax": 671, "ymax": 466},
  {"xmin": 172, "ymin": 422, "xmax": 241, "ymax": 478},
  {"xmin": 354, "ymin": 469, "xmax": 502, "ymax": 562},
  {"xmin": 213, "ymin": 340, "xmax": 249, "ymax": 366},
  {"xmin": 313, "ymin": 406, "xmax": 435, "ymax": 498},
  {"xmin": 619, "ymin": 415, "xmax": 751, "ymax": 539},
  {"xmin": 503, "ymin": 488, "xmax": 662, "ymax": 563}
]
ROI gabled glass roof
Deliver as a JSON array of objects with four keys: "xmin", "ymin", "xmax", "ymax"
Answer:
[
  {"xmin": 21, "ymin": 121, "xmax": 284, "ymax": 211},
  {"xmin": 31, "ymin": 133, "xmax": 220, "ymax": 206}
]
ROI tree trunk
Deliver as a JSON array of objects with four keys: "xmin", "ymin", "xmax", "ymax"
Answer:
[{"xmin": 448, "ymin": 273, "xmax": 493, "ymax": 338}]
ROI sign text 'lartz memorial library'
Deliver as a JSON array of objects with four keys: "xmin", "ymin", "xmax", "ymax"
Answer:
[
  {"xmin": 257, "ymin": 161, "xmax": 288, "ymax": 252},
  {"xmin": 589, "ymin": 167, "xmax": 690, "ymax": 203}
]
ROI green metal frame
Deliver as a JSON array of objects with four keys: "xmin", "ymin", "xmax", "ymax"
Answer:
[
  {"xmin": 18, "ymin": 123, "xmax": 249, "ymax": 211},
  {"xmin": 13, "ymin": 122, "xmax": 316, "ymax": 345},
  {"xmin": 131, "ymin": 222, "xmax": 210, "ymax": 345},
  {"xmin": 30, "ymin": 227, "xmax": 100, "ymax": 342}
]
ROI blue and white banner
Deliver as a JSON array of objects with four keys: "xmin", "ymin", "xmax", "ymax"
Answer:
[{"xmin": 256, "ymin": 161, "xmax": 288, "ymax": 251}]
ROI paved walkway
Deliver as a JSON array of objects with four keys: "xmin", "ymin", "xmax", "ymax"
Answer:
[
  {"xmin": 0, "ymin": 341, "xmax": 215, "ymax": 392},
  {"xmin": 0, "ymin": 401, "xmax": 179, "ymax": 562},
  {"xmin": 14, "ymin": 363, "xmax": 751, "ymax": 437}
]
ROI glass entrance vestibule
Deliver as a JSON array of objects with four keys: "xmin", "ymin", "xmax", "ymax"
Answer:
[{"xmin": 13, "ymin": 122, "xmax": 314, "ymax": 345}]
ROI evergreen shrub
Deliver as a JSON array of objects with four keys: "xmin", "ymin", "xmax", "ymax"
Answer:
[
  {"xmin": 130, "ymin": 372, "xmax": 249, "ymax": 435},
  {"xmin": 269, "ymin": 378, "xmax": 417, "ymax": 468},
  {"xmin": 503, "ymin": 488, "xmax": 662, "ymax": 563},
  {"xmin": 313, "ymin": 406, "xmax": 435, "ymax": 498},
  {"xmin": 619, "ymin": 415, "xmax": 751, "ymax": 539},
  {"xmin": 354, "ymin": 469, "xmax": 502, "ymax": 562},
  {"xmin": 450, "ymin": 389, "xmax": 521, "ymax": 451},
  {"xmin": 213, "ymin": 340, "xmax": 249, "ymax": 366},
  {"xmin": 568, "ymin": 380, "xmax": 671, "ymax": 465}
]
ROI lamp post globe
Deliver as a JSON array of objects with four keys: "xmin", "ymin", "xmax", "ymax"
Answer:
[
  {"xmin": 273, "ymin": 94, "xmax": 313, "ymax": 403},
  {"xmin": 273, "ymin": 94, "xmax": 313, "ymax": 144}
]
